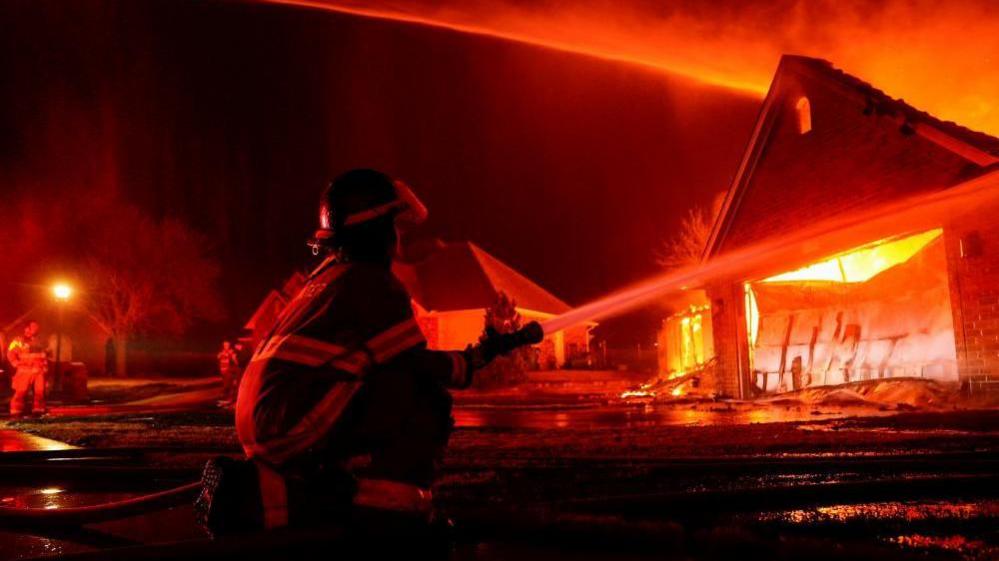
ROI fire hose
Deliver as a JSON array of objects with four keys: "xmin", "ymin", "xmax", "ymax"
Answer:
[{"xmin": 0, "ymin": 481, "xmax": 202, "ymax": 527}]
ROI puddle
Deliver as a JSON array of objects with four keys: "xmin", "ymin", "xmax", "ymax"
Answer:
[
  {"xmin": 0, "ymin": 430, "xmax": 76, "ymax": 452},
  {"xmin": 0, "ymin": 487, "xmax": 139, "ymax": 510},
  {"xmin": 890, "ymin": 533, "xmax": 995, "ymax": 558},
  {"xmin": 757, "ymin": 499, "xmax": 998, "ymax": 524}
]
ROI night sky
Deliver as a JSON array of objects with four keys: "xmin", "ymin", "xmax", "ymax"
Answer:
[{"xmin": 0, "ymin": 0, "xmax": 759, "ymax": 346}]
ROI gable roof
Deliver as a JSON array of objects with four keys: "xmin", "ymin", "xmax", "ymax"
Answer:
[
  {"xmin": 790, "ymin": 57, "xmax": 999, "ymax": 160},
  {"xmin": 243, "ymin": 272, "xmax": 305, "ymax": 332},
  {"xmin": 703, "ymin": 55, "xmax": 999, "ymax": 261},
  {"xmin": 393, "ymin": 241, "xmax": 571, "ymax": 314},
  {"xmin": 243, "ymin": 289, "xmax": 289, "ymax": 331}
]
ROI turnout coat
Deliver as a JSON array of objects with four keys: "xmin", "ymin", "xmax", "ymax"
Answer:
[{"xmin": 235, "ymin": 256, "xmax": 469, "ymax": 467}]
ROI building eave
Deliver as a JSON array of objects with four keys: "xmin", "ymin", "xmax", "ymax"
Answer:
[
  {"xmin": 701, "ymin": 58, "xmax": 788, "ymax": 262},
  {"xmin": 703, "ymin": 55, "xmax": 999, "ymax": 263}
]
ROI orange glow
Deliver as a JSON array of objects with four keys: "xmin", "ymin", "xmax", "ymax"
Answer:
[
  {"xmin": 620, "ymin": 383, "xmax": 684, "ymax": 400},
  {"xmin": 262, "ymin": 0, "xmax": 768, "ymax": 95},
  {"xmin": 661, "ymin": 304, "xmax": 712, "ymax": 380},
  {"xmin": 264, "ymin": 1, "xmax": 999, "ymax": 136},
  {"xmin": 744, "ymin": 283, "xmax": 759, "ymax": 353},
  {"xmin": 746, "ymin": 226, "xmax": 958, "ymax": 394},
  {"xmin": 52, "ymin": 282, "xmax": 72, "ymax": 301},
  {"xmin": 761, "ymin": 229, "xmax": 942, "ymax": 284},
  {"xmin": 795, "ymin": 97, "xmax": 812, "ymax": 135},
  {"xmin": 760, "ymin": 501, "xmax": 989, "ymax": 525}
]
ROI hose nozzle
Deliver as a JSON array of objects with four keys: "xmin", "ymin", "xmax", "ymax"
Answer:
[
  {"xmin": 474, "ymin": 321, "xmax": 546, "ymax": 366},
  {"xmin": 515, "ymin": 321, "xmax": 545, "ymax": 346}
]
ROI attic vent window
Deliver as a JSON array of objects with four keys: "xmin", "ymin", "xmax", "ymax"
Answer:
[{"xmin": 795, "ymin": 96, "xmax": 812, "ymax": 134}]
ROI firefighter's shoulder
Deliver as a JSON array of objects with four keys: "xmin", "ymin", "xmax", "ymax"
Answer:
[
  {"xmin": 335, "ymin": 263, "xmax": 414, "ymax": 327},
  {"xmin": 339, "ymin": 263, "xmax": 408, "ymax": 299}
]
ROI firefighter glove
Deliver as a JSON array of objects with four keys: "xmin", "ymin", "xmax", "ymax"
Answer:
[{"xmin": 463, "ymin": 321, "xmax": 544, "ymax": 371}]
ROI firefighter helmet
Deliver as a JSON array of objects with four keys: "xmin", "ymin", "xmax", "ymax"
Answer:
[{"xmin": 310, "ymin": 169, "xmax": 427, "ymax": 254}]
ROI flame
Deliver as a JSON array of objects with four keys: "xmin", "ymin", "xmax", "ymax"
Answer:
[
  {"xmin": 761, "ymin": 229, "xmax": 942, "ymax": 283},
  {"xmin": 620, "ymin": 379, "xmax": 686, "ymax": 400},
  {"xmin": 621, "ymin": 388, "xmax": 656, "ymax": 399},
  {"xmin": 261, "ymin": 1, "xmax": 999, "ymax": 137}
]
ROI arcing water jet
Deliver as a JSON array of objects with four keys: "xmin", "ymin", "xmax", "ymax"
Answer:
[
  {"xmin": 540, "ymin": 170, "xmax": 999, "ymax": 335},
  {"xmin": 260, "ymin": 0, "xmax": 999, "ymax": 137},
  {"xmin": 258, "ymin": 0, "xmax": 768, "ymax": 96}
]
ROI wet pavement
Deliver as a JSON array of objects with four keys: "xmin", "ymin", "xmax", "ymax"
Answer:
[
  {"xmin": 0, "ymin": 501, "xmax": 199, "ymax": 560},
  {"xmin": 453, "ymin": 400, "xmax": 893, "ymax": 429},
  {"xmin": 0, "ymin": 430, "xmax": 76, "ymax": 453},
  {"xmin": 0, "ymin": 496, "xmax": 993, "ymax": 561},
  {"xmin": 0, "ymin": 376, "xmax": 995, "ymax": 560},
  {"xmin": 751, "ymin": 499, "xmax": 999, "ymax": 560}
]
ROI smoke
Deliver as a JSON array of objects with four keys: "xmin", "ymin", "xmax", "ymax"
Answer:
[{"xmin": 265, "ymin": 0, "xmax": 999, "ymax": 136}]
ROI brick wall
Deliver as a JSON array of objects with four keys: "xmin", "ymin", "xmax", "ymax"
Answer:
[
  {"xmin": 719, "ymin": 64, "xmax": 979, "ymax": 256},
  {"xmin": 945, "ymin": 220, "xmax": 999, "ymax": 380},
  {"xmin": 706, "ymin": 282, "xmax": 747, "ymax": 398}
]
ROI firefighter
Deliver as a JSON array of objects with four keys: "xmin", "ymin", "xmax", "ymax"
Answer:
[
  {"xmin": 8, "ymin": 320, "xmax": 48, "ymax": 417},
  {"xmin": 231, "ymin": 169, "xmax": 541, "ymax": 532},
  {"xmin": 217, "ymin": 340, "xmax": 240, "ymax": 407}
]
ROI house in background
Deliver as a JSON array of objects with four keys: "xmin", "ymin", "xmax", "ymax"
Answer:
[
  {"xmin": 241, "ymin": 272, "xmax": 305, "ymax": 348},
  {"xmin": 245, "ymin": 241, "xmax": 593, "ymax": 369},
  {"xmin": 394, "ymin": 241, "xmax": 593, "ymax": 369},
  {"xmin": 659, "ymin": 55, "xmax": 999, "ymax": 398}
]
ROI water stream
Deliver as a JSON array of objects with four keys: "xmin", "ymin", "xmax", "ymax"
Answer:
[{"xmin": 541, "ymin": 171, "xmax": 999, "ymax": 334}]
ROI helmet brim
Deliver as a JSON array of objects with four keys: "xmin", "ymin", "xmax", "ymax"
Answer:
[{"xmin": 393, "ymin": 180, "xmax": 428, "ymax": 226}]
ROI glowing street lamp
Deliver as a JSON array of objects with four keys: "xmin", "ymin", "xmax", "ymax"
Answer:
[
  {"xmin": 52, "ymin": 283, "xmax": 72, "ymax": 301},
  {"xmin": 51, "ymin": 282, "xmax": 73, "ymax": 391}
]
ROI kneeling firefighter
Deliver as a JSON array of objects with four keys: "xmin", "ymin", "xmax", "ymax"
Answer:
[{"xmin": 197, "ymin": 169, "xmax": 542, "ymax": 535}]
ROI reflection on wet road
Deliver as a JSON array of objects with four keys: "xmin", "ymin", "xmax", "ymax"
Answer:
[
  {"xmin": 0, "ymin": 385, "xmax": 993, "ymax": 560},
  {"xmin": 0, "ymin": 430, "xmax": 76, "ymax": 452},
  {"xmin": 754, "ymin": 500, "xmax": 999, "ymax": 560},
  {"xmin": 758, "ymin": 500, "xmax": 998, "ymax": 524},
  {"xmin": 453, "ymin": 401, "xmax": 887, "ymax": 429},
  {"xmin": 1, "ymin": 487, "xmax": 135, "ymax": 510}
]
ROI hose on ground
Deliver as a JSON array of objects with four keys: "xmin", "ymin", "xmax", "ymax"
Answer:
[{"xmin": 0, "ymin": 481, "xmax": 201, "ymax": 527}]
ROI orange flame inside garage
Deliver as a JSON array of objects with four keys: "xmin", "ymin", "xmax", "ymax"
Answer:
[
  {"xmin": 744, "ymin": 228, "xmax": 957, "ymax": 394},
  {"xmin": 759, "ymin": 229, "xmax": 943, "ymax": 284}
]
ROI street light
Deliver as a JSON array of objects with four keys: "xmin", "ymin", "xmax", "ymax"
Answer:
[
  {"xmin": 53, "ymin": 283, "xmax": 72, "ymax": 301},
  {"xmin": 51, "ymin": 282, "xmax": 73, "ymax": 395}
]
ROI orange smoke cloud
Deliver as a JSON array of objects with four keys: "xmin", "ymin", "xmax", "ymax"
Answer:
[{"xmin": 262, "ymin": 0, "xmax": 999, "ymax": 136}]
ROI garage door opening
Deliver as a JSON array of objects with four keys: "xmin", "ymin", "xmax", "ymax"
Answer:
[{"xmin": 744, "ymin": 228, "xmax": 958, "ymax": 394}]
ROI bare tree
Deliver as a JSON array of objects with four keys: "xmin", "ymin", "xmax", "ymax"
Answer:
[
  {"xmin": 0, "ymin": 193, "xmax": 222, "ymax": 376},
  {"xmin": 655, "ymin": 193, "xmax": 726, "ymax": 270},
  {"xmin": 79, "ymin": 202, "xmax": 223, "ymax": 376},
  {"xmin": 655, "ymin": 207, "xmax": 713, "ymax": 270}
]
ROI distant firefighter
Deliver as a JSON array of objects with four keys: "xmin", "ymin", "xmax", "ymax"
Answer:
[
  {"xmin": 217, "ymin": 340, "xmax": 240, "ymax": 407},
  {"xmin": 197, "ymin": 169, "xmax": 541, "ymax": 535},
  {"xmin": 8, "ymin": 320, "xmax": 48, "ymax": 417}
]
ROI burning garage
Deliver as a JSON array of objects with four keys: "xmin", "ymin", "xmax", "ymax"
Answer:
[{"xmin": 659, "ymin": 55, "xmax": 999, "ymax": 399}]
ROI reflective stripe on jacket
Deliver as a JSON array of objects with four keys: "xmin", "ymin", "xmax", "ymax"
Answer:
[{"xmin": 235, "ymin": 259, "xmax": 468, "ymax": 466}]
